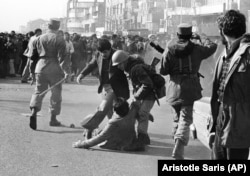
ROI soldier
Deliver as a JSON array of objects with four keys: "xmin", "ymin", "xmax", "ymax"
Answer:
[
  {"xmin": 29, "ymin": 19, "xmax": 69, "ymax": 130},
  {"xmin": 112, "ymin": 50, "xmax": 165, "ymax": 147},
  {"xmin": 160, "ymin": 23, "xmax": 217, "ymax": 159}
]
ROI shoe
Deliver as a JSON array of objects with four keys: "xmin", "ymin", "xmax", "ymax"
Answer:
[
  {"xmin": 138, "ymin": 133, "xmax": 150, "ymax": 145},
  {"xmin": 49, "ymin": 120, "xmax": 62, "ymax": 127},
  {"xmin": 29, "ymin": 115, "xmax": 37, "ymax": 130},
  {"xmin": 84, "ymin": 129, "xmax": 93, "ymax": 140}
]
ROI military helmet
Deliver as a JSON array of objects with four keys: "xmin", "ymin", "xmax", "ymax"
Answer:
[{"xmin": 112, "ymin": 50, "xmax": 129, "ymax": 66}]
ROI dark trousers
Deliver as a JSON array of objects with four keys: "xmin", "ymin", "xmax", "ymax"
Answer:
[
  {"xmin": 212, "ymin": 132, "xmax": 249, "ymax": 160},
  {"xmin": 211, "ymin": 104, "xmax": 249, "ymax": 160},
  {"xmin": 0, "ymin": 59, "xmax": 9, "ymax": 78},
  {"xmin": 19, "ymin": 55, "xmax": 28, "ymax": 75}
]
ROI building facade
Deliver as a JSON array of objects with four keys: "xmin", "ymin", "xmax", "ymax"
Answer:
[
  {"xmin": 137, "ymin": 0, "xmax": 166, "ymax": 33},
  {"xmin": 66, "ymin": 0, "xmax": 105, "ymax": 35},
  {"xmin": 165, "ymin": 0, "xmax": 250, "ymax": 37},
  {"xmin": 105, "ymin": 0, "xmax": 166, "ymax": 35},
  {"xmin": 105, "ymin": 0, "xmax": 126, "ymax": 33}
]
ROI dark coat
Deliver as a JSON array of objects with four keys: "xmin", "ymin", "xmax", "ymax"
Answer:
[
  {"xmin": 210, "ymin": 34, "xmax": 250, "ymax": 148},
  {"xmin": 125, "ymin": 55, "xmax": 155, "ymax": 100},
  {"xmin": 71, "ymin": 39, "xmax": 86, "ymax": 71},
  {"xmin": 80, "ymin": 48, "xmax": 130, "ymax": 100},
  {"xmin": 160, "ymin": 38, "xmax": 217, "ymax": 105}
]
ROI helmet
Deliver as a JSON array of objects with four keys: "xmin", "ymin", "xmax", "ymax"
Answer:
[{"xmin": 112, "ymin": 50, "xmax": 129, "ymax": 66}]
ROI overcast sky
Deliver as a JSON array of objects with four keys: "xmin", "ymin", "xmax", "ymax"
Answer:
[{"xmin": 0, "ymin": 0, "xmax": 69, "ymax": 32}]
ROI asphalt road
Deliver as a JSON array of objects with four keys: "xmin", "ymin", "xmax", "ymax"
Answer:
[{"xmin": 0, "ymin": 76, "xmax": 210, "ymax": 176}]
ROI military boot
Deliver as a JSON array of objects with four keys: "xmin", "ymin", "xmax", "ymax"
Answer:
[
  {"xmin": 49, "ymin": 114, "xmax": 62, "ymax": 126},
  {"xmin": 172, "ymin": 139, "xmax": 185, "ymax": 160},
  {"xmin": 29, "ymin": 108, "xmax": 37, "ymax": 130}
]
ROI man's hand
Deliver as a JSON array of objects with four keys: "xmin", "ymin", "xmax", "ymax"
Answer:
[
  {"xmin": 64, "ymin": 73, "xmax": 69, "ymax": 80},
  {"xmin": 76, "ymin": 74, "xmax": 84, "ymax": 84},
  {"xmin": 72, "ymin": 140, "xmax": 89, "ymax": 149},
  {"xmin": 208, "ymin": 132, "xmax": 215, "ymax": 150},
  {"xmin": 192, "ymin": 32, "xmax": 201, "ymax": 40},
  {"xmin": 30, "ymin": 73, "xmax": 36, "ymax": 85}
]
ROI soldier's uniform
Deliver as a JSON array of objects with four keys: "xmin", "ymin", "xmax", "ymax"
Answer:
[
  {"xmin": 160, "ymin": 23, "xmax": 217, "ymax": 159},
  {"xmin": 29, "ymin": 19, "xmax": 68, "ymax": 130}
]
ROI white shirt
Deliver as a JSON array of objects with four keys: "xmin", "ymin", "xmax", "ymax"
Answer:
[{"xmin": 23, "ymin": 36, "xmax": 37, "ymax": 57}]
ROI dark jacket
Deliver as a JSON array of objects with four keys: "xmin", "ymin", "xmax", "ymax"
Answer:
[
  {"xmin": 125, "ymin": 55, "xmax": 155, "ymax": 100},
  {"xmin": 210, "ymin": 34, "xmax": 250, "ymax": 148},
  {"xmin": 82, "ymin": 102, "xmax": 139, "ymax": 150},
  {"xmin": 80, "ymin": 48, "xmax": 130, "ymax": 99},
  {"xmin": 160, "ymin": 38, "xmax": 217, "ymax": 105},
  {"xmin": 71, "ymin": 39, "xmax": 85, "ymax": 66}
]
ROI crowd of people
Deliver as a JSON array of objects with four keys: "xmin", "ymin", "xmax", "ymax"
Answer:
[
  {"xmin": 1, "ymin": 9, "xmax": 250, "ymax": 160},
  {"xmin": 0, "ymin": 28, "xmax": 167, "ymax": 81}
]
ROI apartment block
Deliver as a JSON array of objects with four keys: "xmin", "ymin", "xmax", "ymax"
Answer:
[
  {"xmin": 137, "ymin": 0, "xmax": 166, "ymax": 33},
  {"xmin": 165, "ymin": 0, "xmax": 250, "ymax": 37},
  {"xmin": 66, "ymin": 0, "xmax": 105, "ymax": 35}
]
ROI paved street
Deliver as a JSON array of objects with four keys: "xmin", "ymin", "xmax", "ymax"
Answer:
[{"xmin": 0, "ymin": 76, "xmax": 210, "ymax": 176}]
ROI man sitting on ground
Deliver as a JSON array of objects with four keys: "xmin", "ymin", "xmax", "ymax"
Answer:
[{"xmin": 72, "ymin": 97, "xmax": 145, "ymax": 151}]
